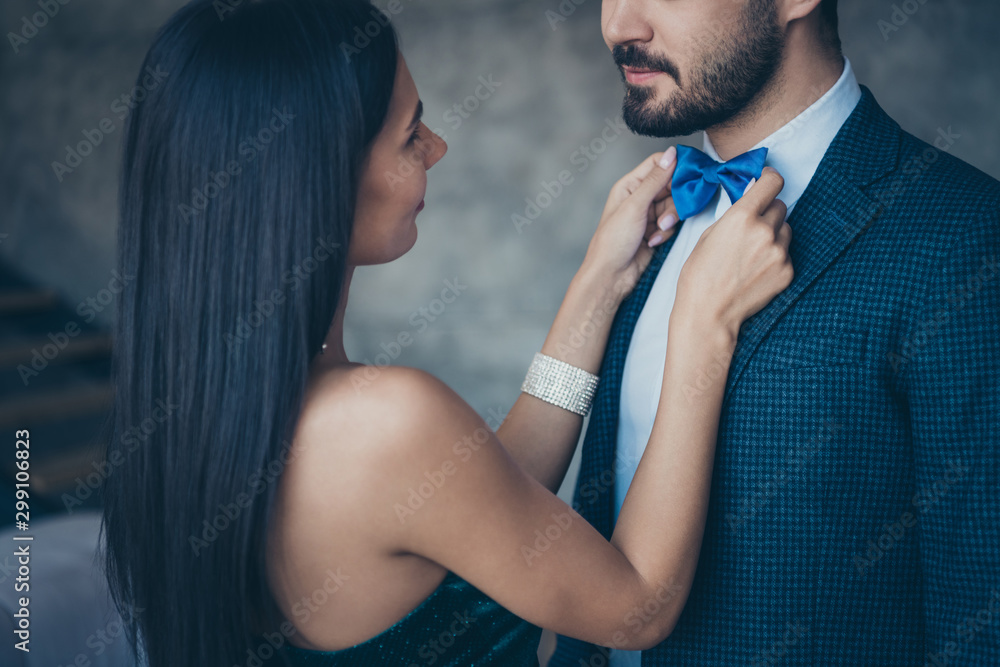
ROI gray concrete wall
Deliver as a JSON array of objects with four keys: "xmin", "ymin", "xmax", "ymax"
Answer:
[{"xmin": 2, "ymin": 1, "xmax": 998, "ymax": 500}]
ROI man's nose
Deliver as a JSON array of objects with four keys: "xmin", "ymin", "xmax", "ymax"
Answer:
[{"xmin": 603, "ymin": 0, "xmax": 654, "ymax": 47}]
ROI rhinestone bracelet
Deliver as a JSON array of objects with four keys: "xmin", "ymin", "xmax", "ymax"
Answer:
[{"xmin": 521, "ymin": 353, "xmax": 600, "ymax": 417}]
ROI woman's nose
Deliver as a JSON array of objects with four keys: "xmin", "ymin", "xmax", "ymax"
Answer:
[{"xmin": 425, "ymin": 128, "xmax": 448, "ymax": 170}]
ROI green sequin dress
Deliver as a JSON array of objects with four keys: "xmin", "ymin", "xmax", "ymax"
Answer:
[{"xmin": 264, "ymin": 572, "xmax": 543, "ymax": 666}]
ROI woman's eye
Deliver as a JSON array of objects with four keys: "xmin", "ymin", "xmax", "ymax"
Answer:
[{"xmin": 407, "ymin": 125, "xmax": 422, "ymax": 147}]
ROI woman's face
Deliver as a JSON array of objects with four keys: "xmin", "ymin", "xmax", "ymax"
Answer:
[{"xmin": 350, "ymin": 55, "xmax": 448, "ymax": 266}]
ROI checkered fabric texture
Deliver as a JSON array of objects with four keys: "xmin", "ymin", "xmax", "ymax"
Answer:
[{"xmin": 551, "ymin": 86, "xmax": 1000, "ymax": 666}]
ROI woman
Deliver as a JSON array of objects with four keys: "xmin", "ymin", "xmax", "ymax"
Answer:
[{"xmin": 100, "ymin": 0, "xmax": 793, "ymax": 666}]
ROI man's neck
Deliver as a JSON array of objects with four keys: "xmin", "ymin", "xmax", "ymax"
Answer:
[{"xmin": 707, "ymin": 54, "xmax": 845, "ymax": 161}]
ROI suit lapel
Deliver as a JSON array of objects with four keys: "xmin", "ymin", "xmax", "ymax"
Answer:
[{"xmin": 721, "ymin": 86, "xmax": 902, "ymax": 405}]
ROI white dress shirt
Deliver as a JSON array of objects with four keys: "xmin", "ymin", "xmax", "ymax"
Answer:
[{"xmin": 609, "ymin": 58, "xmax": 862, "ymax": 667}]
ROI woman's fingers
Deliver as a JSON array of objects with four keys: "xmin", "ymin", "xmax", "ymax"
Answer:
[
  {"xmin": 621, "ymin": 159, "xmax": 677, "ymax": 223},
  {"xmin": 650, "ymin": 197, "xmax": 679, "ymax": 230},
  {"xmin": 776, "ymin": 220, "xmax": 792, "ymax": 250},
  {"xmin": 606, "ymin": 146, "xmax": 678, "ymax": 213},
  {"xmin": 764, "ymin": 198, "xmax": 789, "ymax": 233},
  {"xmin": 643, "ymin": 221, "xmax": 663, "ymax": 248},
  {"xmin": 648, "ymin": 203, "xmax": 680, "ymax": 248},
  {"xmin": 737, "ymin": 167, "xmax": 786, "ymax": 224},
  {"xmin": 584, "ymin": 147, "xmax": 680, "ymax": 283}
]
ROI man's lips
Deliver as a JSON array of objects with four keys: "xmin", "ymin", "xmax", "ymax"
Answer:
[{"xmin": 622, "ymin": 66, "xmax": 664, "ymax": 85}]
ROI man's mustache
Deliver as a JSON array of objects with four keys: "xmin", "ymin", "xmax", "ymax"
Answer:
[{"xmin": 612, "ymin": 44, "xmax": 681, "ymax": 84}]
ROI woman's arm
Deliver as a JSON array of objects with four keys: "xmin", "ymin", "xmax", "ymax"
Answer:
[
  {"xmin": 382, "ymin": 322, "xmax": 734, "ymax": 649},
  {"xmin": 607, "ymin": 312, "xmax": 735, "ymax": 632},
  {"xmin": 361, "ymin": 169, "xmax": 792, "ymax": 649},
  {"xmin": 496, "ymin": 150, "xmax": 680, "ymax": 491},
  {"xmin": 493, "ymin": 270, "xmax": 629, "ymax": 492}
]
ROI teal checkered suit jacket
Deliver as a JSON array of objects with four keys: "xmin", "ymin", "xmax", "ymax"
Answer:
[{"xmin": 551, "ymin": 86, "xmax": 1000, "ymax": 666}]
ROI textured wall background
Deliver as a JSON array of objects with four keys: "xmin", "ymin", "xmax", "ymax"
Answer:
[{"xmin": 2, "ymin": 0, "xmax": 998, "ymax": 500}]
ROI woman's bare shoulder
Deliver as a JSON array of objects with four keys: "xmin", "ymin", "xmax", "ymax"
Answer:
[
  {"xmin": 301, "ymin": 364, "xmax": 466, "ymax": 431},
  {"xmin": 292, "ymin": 364, "xmax": 478, "ymax": 490}
]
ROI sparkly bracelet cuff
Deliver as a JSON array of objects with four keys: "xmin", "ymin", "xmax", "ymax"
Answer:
[{"xmin": 520, "ymin": 353, "xmax": 600, "ymax": 417}]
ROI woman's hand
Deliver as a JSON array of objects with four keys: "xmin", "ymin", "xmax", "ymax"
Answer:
[
  {"xmin": 673, "ymin": 167, "xmax": 794, "ymax": 343},
  {"xmin": 495, "ymin": 149, "xmax": 679, "ymax": 493},
  {"xmin": 580, "ymin": 148, "xmax": 681, "ymax": 302}
]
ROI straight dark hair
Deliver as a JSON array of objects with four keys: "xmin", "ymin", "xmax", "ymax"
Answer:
[{"xmin": 99, "ymin": 1, "xmax": 398, "ymax": 665}]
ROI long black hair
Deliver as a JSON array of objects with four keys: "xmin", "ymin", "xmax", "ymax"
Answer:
[{"xmin": 100, "ymin": 1, "xmax": 398, "ymax": 665}]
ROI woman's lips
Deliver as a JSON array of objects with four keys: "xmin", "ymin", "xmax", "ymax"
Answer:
[
  {"xmin": 623, "ymin": 67, "xmax": 663, "ymax": 85},
  {"xmin": 416, "ymin": 199, "xmax": 425, "ymax": 212}
]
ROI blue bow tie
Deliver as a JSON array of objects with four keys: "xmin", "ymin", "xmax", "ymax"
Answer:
[{"xmin": 671, "ymin": 145, "xmax": 769, "ymax": 220}]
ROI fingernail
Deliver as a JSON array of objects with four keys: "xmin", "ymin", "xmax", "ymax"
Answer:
[
  {"xmin": 658, "ymin": 213, "xmax": 678, "ymax": 231},
  {"xmin": 743, "ymin": 178, "xmax": 757, "ymax": 197},
  {"xmin": 648, "ymin": 232, "xmax": 665, "ymax": 247},
  {"xmin": 659, "ymin": 145, "xmax": 677, "ymax": 169}
]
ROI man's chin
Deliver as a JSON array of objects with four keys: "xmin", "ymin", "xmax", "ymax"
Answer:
[
  {"xmin": 622, "ymin": 88, "xmax": 685, "ymax": 138},
  {"xmin": 622, "ymin": 106, "xmax": 687, "ymax": 139},
  {"xmin": 622, "ymin": 94, "xmax": 726, "ymax": 139}
]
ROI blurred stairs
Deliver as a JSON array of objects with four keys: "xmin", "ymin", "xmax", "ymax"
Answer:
[{"xmin": 0, "ymin": 262, "xmax": 112, "ymax": 528}]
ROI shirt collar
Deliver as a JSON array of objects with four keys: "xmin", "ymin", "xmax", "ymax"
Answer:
[{"xmin": 702, "ymin": 57, "xmax": 862, "ymax": 211}]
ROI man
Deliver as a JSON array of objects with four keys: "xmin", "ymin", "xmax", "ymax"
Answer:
[{"xmin": 553, "ymin": 0, "xmax": 1000, "ymax": 665}]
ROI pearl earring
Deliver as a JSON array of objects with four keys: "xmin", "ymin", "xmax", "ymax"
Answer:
[{"xmin": 320, "ymin": 343, "xmax": 328, "ymax": 355}]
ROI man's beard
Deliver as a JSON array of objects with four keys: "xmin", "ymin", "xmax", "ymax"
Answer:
[{"xmin": 614, "ymin": 0, "xmax": 785, "ymax": 138}]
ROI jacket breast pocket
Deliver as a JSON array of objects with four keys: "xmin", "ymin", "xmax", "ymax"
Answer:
[{"xmin": 749, "ymin": 329, "xmax": 871, "ymax": 371}]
